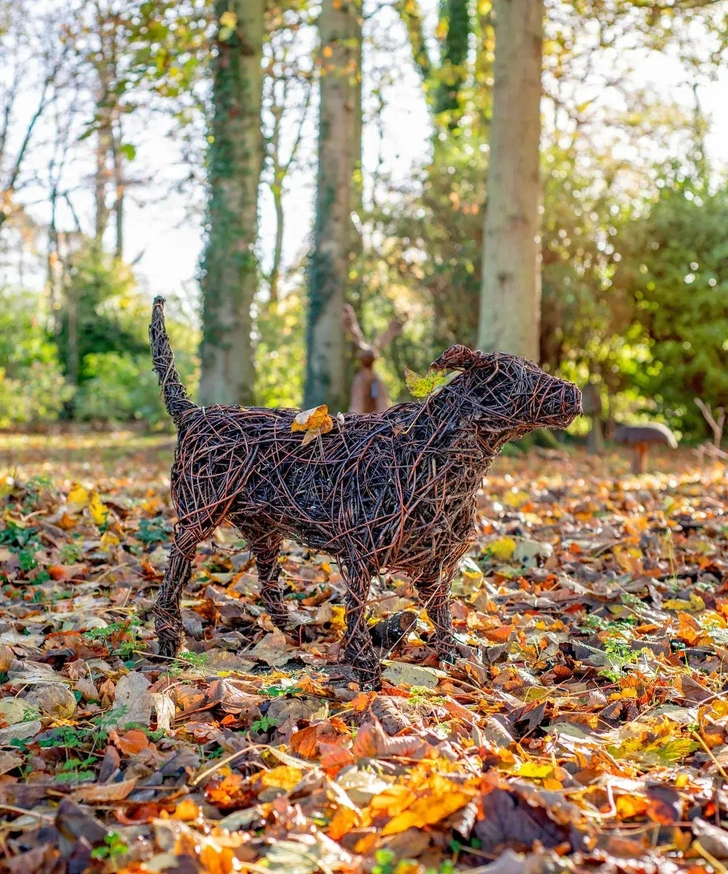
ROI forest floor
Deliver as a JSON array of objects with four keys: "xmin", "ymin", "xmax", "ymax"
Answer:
[{"xmin": 0, "ymin": 430, "xmax": 727, "ymax": 874}]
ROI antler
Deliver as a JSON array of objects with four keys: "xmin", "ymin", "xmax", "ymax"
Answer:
[
  {"xmin": 343, "ymin": 304, "xmax": 368, "ymax": 351},
  {"xmin": 373, "ymin": 315, "xmax": 405, "ymax": 353}
]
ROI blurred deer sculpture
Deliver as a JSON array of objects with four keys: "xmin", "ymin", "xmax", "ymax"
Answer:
[{"xmin": 343, "ymin": 304, "xmax": 404, "ymax": 413}]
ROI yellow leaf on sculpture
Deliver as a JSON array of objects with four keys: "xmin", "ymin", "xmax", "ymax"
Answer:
[
  {"xmin": 67, "ymin": 484, "xmax": 89, "ymax": 513},
  {"xmin": 292, "ymin": 405, "xmax": 333, "ymax": 433},
  {"xmin": 291, "ymin": 405, "xmax": 334, "ymax": 445},
  {"xmin": 460, "ymin": 557, "xmax": 483, "ymax": 585},
  {"xmin": 89, "ymin": 492, "xmax": 109, "ymax": 526},
  {"xmin": 259, "ymin": 765, "xmax": 303, "ymax": 792}
]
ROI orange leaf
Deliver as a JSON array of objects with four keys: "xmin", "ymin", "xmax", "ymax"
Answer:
[
  {"xmin": 291, "ymin": 405, "xmax": 334, "ymax": 434},
  {"xmin": 48, "ymin": 565, "xmax": 68, "ymax": 580},
  {"xmin": 328, "ymin": 805, "xmax": 361, "ymax": 840},
  {"xmin": 615, "ymin": 794, "xmax": 649, "ymax": 819},
  {"xmin": 290, "ymin": 725, "xmax": 320, "ymax": 759},
  {"xmin": 110, "ymin": 729, "xmax": 148, "ymax": 755},
  {"xmin": 350, "ymin": 691, "xmax": 376, "ymax": 712},
  {"xmin": 319, "ymin": 739, "xmax": 355, "ymax": 770},
  {"xmin": 173, "ymin": 798, "xmax": 201, "ymax": 821}
]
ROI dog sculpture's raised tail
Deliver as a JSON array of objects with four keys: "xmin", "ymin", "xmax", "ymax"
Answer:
[{"xmin": 149, "ymin": 296, "xmax": 196, "ymax": 424}]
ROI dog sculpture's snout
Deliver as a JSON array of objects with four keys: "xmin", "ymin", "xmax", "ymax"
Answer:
[
  {"xmin": 567, "ymin": 382, "xmax": 583, "ymax": 417},
  {"xmin": 541, "ymin": 379, "xmax": 581, "ymax": 426}
]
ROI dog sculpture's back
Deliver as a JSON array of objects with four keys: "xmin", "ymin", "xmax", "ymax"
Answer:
[{"xmin": 150, "ymin": 298, "xmax": 581, "ymax": 687}]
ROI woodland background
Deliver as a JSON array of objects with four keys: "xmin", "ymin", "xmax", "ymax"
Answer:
[{"xmin": 0, "ymin": 0, "xmax": 727, "ymax": 436}]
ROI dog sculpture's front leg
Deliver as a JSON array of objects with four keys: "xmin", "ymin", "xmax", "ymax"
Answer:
[
  {"xmin": 342, "ymin": 559, "xmax": 381, "ymax": 689},
  {"xmin": 416, "ymin": 575, "xmax": 457, "ymax": 663}
]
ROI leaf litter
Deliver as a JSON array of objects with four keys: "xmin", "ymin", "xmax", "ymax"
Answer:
[{"xmin": 0, "ymin": 431, "xmax": 727, "ymax": 873}]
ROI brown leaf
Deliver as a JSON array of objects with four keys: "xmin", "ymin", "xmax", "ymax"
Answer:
[{"xmin": 72, "ymin": 778, "xmax": 137, "ymax": 804}]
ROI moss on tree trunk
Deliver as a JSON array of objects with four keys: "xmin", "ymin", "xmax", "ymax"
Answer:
[{"xmin": 199, "ymin": 0, "xmax": 264, "ymax": 407}]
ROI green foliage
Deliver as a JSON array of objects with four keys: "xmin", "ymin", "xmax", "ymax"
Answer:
[
  {"xmin": 58, "ymin": 247, "xmax": 148, "ymax": 382},
  {"xmin": 256, "ymin": 288, "xmax": 305, "ymax": 408},
  {"xmin": 90, "ymin": 832, "xmax": 129, "ymax": 862},
  {"xmin": 615, "ymin": 178, "xmax": 728, "ymax": 437},
  {"xmin": 53, "ymin": 246, "xmax": 199, "ymax": 424},
  {"xmin": 74, "ymin": 347, "xmax": 197, "ymax": 427},
  {"xmin": 0, "ymin": 290, "xmax": 72, "ymax": 427},
  {"xmin": 251, "ymin": 714, "xmax": 277, "ymax": 733}
]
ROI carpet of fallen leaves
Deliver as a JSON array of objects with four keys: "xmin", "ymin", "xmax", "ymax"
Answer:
[{"xmin": 0, "ymin": 430, "xmax": 727, "ymax": 874}]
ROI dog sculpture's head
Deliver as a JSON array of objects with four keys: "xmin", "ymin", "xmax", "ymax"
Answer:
[{"xmin": 431, "ymin": 345, "xmax": 582, "ymax": 434}]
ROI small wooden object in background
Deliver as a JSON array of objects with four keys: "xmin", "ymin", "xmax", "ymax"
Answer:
[{"xmin": 343, "ymin": 304, "xmax": 404, "ymax": 413}]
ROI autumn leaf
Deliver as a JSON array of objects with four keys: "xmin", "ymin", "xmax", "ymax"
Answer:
[
  {"xmin": 378, "ymin": 775, "xmax": 475, "ymax": 836},
  {"xmin": 291, "ymin": 404, "xmax": 334, "ymax": 446},
  {"xmin": 66, "ymin": 483, "xmax": 89, "ymax": 513},
  {"xmin": 89, "ymin": 491, "xmax": 109, "ymax": 526},
  {"xmin": 258, "ymin": 765, "xmax": 303, "ymax": 791},
  {"xmin": 109, "ymin": 729, "xmax": 149, "ymax": 755},
  {"xmin": 404, "ymin": 366, "xmax": 448, "ymax": 398},
  {"xmin": 484, "ymin": 536, "xmax": 516, "ymax": 561}
]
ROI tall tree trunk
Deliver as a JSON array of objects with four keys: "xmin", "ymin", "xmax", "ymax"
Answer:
[
  {"xmin": 94, "ymin": 113, "xmax": 112, "ymax": 244},
  {"xmin": 304, "ymin": 0, "xmax": 362, "ymax": 411},
  {"xmin": 477, "ymin": 0, "xmax": 543, "ymax": 362},
  {"xmin": 269, "ymin": 186, "xmax": 284, "ymax": 307},
  {"xmin": 111, "ymin": 117, "xmax": 124, "ymax": 260},
  {"xmin": 199, "ymin": 0, "xmax": 264, "ymax": 406}
]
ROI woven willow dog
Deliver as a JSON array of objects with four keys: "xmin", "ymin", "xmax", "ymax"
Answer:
[{"xmin": 150, "ymin": 298, "xmax": 581, "ymax": 687}]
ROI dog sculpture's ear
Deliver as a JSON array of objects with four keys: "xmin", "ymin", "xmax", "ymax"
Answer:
[{"xmin": 431, "ymin": 345, "xmax": 485, "ymax": 372}]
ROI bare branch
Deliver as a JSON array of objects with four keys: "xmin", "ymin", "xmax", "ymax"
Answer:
[{"xmin": 695, "ymin": 397, "xmax": 725, "ymax": 448}]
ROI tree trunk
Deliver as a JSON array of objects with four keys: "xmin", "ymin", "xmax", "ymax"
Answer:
[
  {"xmin": 269, "ymin": 186, "xmax": 284, "ymax": 308},
  {"xmin": 304, "ymin": 0, "xmax": 362, "ymax": 411},
  {"xmin": 199, "ymin": 0, "xmax": 264, "ymax": 406},
  {"xmin": 477, "ymin": 0, "xmax": 543, "ymax": 362},
  {"xmin": 111, "ymin": 118, "xmax": 124, "ymax": 260},
  {"xmin": 94, "ymin": 113, "xmax": 112, "ymax": 244}
]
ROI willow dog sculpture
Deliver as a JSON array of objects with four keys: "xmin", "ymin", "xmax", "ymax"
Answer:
[{"xmin": 150, "ymin": 298, "xmax": 581, "ymax": 687}]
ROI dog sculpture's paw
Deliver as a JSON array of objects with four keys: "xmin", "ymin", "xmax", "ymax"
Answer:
[
  {"xmin": 156, "ymin": 638, "xmax": 182, "ymax": 661},
  {"xmin": 356, "ymin": 673, "xmax": 382, "ymax": 692}
]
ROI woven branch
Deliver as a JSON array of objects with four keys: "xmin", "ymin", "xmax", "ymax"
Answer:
[{"xmin": 149, "ymin": 299, "xmax": 582, "ymax": 688}]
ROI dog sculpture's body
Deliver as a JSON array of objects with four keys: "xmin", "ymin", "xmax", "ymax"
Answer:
[{"xmin": 150, "ymin": 298, "xmax": 581, "ymax": 686}]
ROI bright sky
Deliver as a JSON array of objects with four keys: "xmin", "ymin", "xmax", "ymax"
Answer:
[{"xmin": 4, "ymin": 2, "xmax": 728, "ymax": 311}]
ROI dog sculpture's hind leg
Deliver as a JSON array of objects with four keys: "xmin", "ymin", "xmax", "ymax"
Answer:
[
  {"xmin": 416, "ymin": 573, "xmax": 457, "ymax": 661},
  {"xmin": 342, "ymin": 556, "xmax": 381, "ymax": 688}
]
